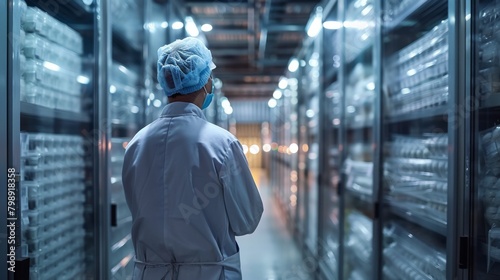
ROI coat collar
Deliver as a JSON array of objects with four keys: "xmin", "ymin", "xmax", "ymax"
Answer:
[{"xmin": 160, "ymin": 102, "xmax": 207, "ymax": 120}]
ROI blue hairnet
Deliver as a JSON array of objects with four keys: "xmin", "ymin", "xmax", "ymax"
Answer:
[{"xmin": 157, "ymin": 37, "xmax": 216, "ymax": 96}]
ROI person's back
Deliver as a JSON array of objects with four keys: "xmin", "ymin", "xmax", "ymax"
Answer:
[{"xmin": 122, "ymin": 37, "xmax": 263, "ymax": 280}]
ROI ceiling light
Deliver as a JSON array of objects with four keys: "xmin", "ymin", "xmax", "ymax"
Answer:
[
  {"xmin": 224, "ymin": 106, "xmax": 233, "ymax": 115},
  {"xmin": 268, "ymin": 98, "xmax": 277, "ymax": 108},
  {"xmin": 273, "ymin": 90, "xmax": 282, "ymax": 99},
  {"xmin": 262, "ymin": 144, "xmax": 271, "ymax": 153},
  {"xmin": 185, "ymin": 17, "xmax": 199, "ymax": 37},
  {"xmin": 278, "ymin": 77, "xmax": 288, "ymax": 89},
  {"xmin": 306, "ymin": 8, "xmax": 322, "ymax": 37},
  {"xmin": 323, "ymin": 21, "xmax": 342, "ymax": 30},
  {"xmin": 161, "ymin": 21, "xmax": 168, "ymax": 28},
  {"xmin": 221, "ymin": 98, "xmax": 230, "ymax": 109},
  {"xmin": 201, "ymin": 24, "xmax": 213, "ymax": 32},
  {"xmin": 172, "ymin": 21, "xmax": 184, "ymax": 30},
  {"xmin": 249, "ymin": 145, "xmax": 260, "ymax": 155},
  {"xmin": 288, "ymin": 58, "xmax": 299, "ymax": 72}
]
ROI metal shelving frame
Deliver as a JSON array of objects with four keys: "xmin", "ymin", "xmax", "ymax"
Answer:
[
  {"xmin": 447, "ymin": 0, "xmax": 464, "ymax": 278},
  {"xmin": 269, "ymin": 0, "xmax": 467, "ymax": 279}
]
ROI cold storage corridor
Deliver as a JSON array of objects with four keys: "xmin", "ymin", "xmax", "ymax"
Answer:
[{"xmin": 2, "ymin": 0, "xmax": 500, "ymax": 280}]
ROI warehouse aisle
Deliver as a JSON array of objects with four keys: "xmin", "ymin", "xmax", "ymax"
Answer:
[{"xmin": 237, "ymin": 169, "xmax": 313, "ymax": 280}]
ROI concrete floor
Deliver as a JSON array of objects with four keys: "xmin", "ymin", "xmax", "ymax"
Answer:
[{"xmin": 237, "ymin": 170, "xmax": 313, "ymax": 280}]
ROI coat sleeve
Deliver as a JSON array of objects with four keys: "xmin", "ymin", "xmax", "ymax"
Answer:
[{"xmin": 219, "ymin": 140, "xmax": 264, "ymax": 236}]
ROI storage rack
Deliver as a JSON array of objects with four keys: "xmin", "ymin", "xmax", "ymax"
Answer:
[{"xmin": 269, "ymin": 0, "xmax": 471, "ymax": 279}]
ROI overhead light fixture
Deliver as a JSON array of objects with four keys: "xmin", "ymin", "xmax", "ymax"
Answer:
[
  {"xmin": 278, "ymin": 77, "xmax": 288, "ymax": 89},
  {"xmin": 306, "ymin": 7, "xmax": 323, "ymax": 37},
  {"xmin": 160, "ymin": 21, "xmax": 168, "ymax": 28},
  {"xmin": 273, "ymin": 89, "xmax": 282, "ymax": 99},
  {"xmin": 268, "ymin": 98, "xmax": 277, "ymax": 108},
  {"xmin": 201, "ymin": 24, "xmax": 213, "ymax": 32},
  {"xmin": 172, "ymin": 21, "xmax": 184, "ymax": 30},
  {"xmin": 288, "ymin": 58, "xmax": 299, "ymax": 72},
  {"xmin": 221, "ymin": 98, "xmax": 231, "ymax": 109},
  {"xmin": 185, "ymin": 17, "xmax": 199, "ymax": 37},
  {"xmin": 224, "ymin": 106, "xmax": 233, "ymax": 115},
  {"xmin": 323, "ymin": 21, "xmax": 342, "ymax": 30}
]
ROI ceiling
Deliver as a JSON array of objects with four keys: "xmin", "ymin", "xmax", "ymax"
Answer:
[{"xmin": 182, "ymin": 0, "xmax": 322, "ymax": 99}]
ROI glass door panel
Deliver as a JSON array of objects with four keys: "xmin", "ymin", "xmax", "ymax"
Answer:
[
  {"xmin": 15, "ymin": 0, "xmax": 99, "ymax": 278},
  {"xmin": 108, "ymin": 0, "xmax": 145, "ymax": 277},
  {"xmin": 381, "ymin": 1, "xmax": 449, "ymax": 279},
  {"xmin": 299, "ymin": 37, "xmax": 321, "ymax": 255},
  {"xmin": 341, "ymin": 0, "xmax": 376, "ymax": 278},
  {"xmin": 473, "ymin": 0, "xmax": 500, "ymax": 278}
]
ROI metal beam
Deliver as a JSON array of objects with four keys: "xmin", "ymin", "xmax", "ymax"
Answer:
[
  {"xmin": 205, "ymin": 29, "xmax": 252, "ymax": 35},
  {"xmin": 267, "ymin": 24, "xmax": 305, "ymax": 32},
  {"xmin": 248, "ymin": 0, "xmax": 256, "ymax": 67},
  {"xmin": 185, "ymin": 2, "xmax": 249, "ymax": 8},
  {"xmin": 211, "ymin": 49, "xmax": 251, "ymax": 56},
  {"xmin": 223, "ymin": 84, "xmax": 278, "ymax": 92},
  {"xmin": 258, "ymin": 0, "xmax": 272, "ymax": 68}
]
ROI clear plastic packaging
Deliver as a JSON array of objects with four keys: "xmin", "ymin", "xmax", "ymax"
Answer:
[
  {"xmin": 384, "ymin": 223, "xmax": 446, "ymax": 280},
  {"xmin": 23, "ymin": 33, "xmax": 82, "ymax": 73},
  {"xmin": 22, "ymin": 7, "xmax": 83, "ymax": 54},
  {"xmin": 386, "ymin": 20, "xmax": 449, "ymax": 116},
  {"xmin": 24, "ymin": 58, "xmax": 81, "ymax": 96}
]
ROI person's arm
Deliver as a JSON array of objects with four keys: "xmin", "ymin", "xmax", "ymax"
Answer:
[{"xmin": 219, "ymin": 140, "xmax": 264, "ymax": 236}]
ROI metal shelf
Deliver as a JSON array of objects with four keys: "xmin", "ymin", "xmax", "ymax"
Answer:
[
  {"xmin": 20, "ymin": 101, "xmax": 90, "ymax": 123},
  {"xmin": 26, "ymin": 0, "xmax": 94, "ymax": 22},
  {"xmin": 387, "ymin": 203, "xmax": 447, "ymax": 236},
  {"xmin": 385, "ymin": 105, "xmax": 447, "ymax": 123},
  {"xmin": 383, "ymin": 0, "xmax": 447, "ymax": 33}
]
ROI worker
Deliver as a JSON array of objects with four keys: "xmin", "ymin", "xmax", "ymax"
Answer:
[{"xmin": 122, "ymin": 37, "xmax": 264, "ymax": 280}]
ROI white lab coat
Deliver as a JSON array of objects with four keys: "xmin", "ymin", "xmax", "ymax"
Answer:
[{"xmin": 122, "ymin": 102, "xmax": 263, "ymax": 280}]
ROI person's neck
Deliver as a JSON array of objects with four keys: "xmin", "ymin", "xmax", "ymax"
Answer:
[{"xmin": 168, "ymin": 91, "xmax": 204, "ymax": 108}]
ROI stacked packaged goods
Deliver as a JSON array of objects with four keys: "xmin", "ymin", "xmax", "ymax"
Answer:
[
  {"xmin": 385, "ymin": 134, "xmax": 448, "ymax": 228},
  {"xmin": 20, "ymin": 132, "xmax": 86, "ymax": 279},
  {"xmin": 20, "ymin": 3, "xmax": 83, "ymax": 112},
  {"xmin": 383, "ymin": 223, "xmax": 446, "ymax": 280},
  {"xmin": 477, "ymin": 2, "xmax": 500, "ymax": 98},
  {"xmin": 110, "ymin": 63, "xmax": 142, "ymax": 124},
  {"xmin": 385, "ymin": 20, "xmax": 449, "ymax": 116}
]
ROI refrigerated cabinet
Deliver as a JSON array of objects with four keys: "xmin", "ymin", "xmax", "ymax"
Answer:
[
  {"xmin": 381, "ymin": 1, "xmax": 451, "ymax": 279},
  {"xmin": 471, "ymin": 0, "xmax": 500, "ymax": 278},
  {"xmin": 340, "ymin": 0, "xmax": 377, "ymax": 278},
  {"xmin": 270, "ymin": 78, "xmax": 299, "ymax": 230},
  {"xmin": 7, "ymin": 0, "xmax": 100, "ymax": 278}
]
